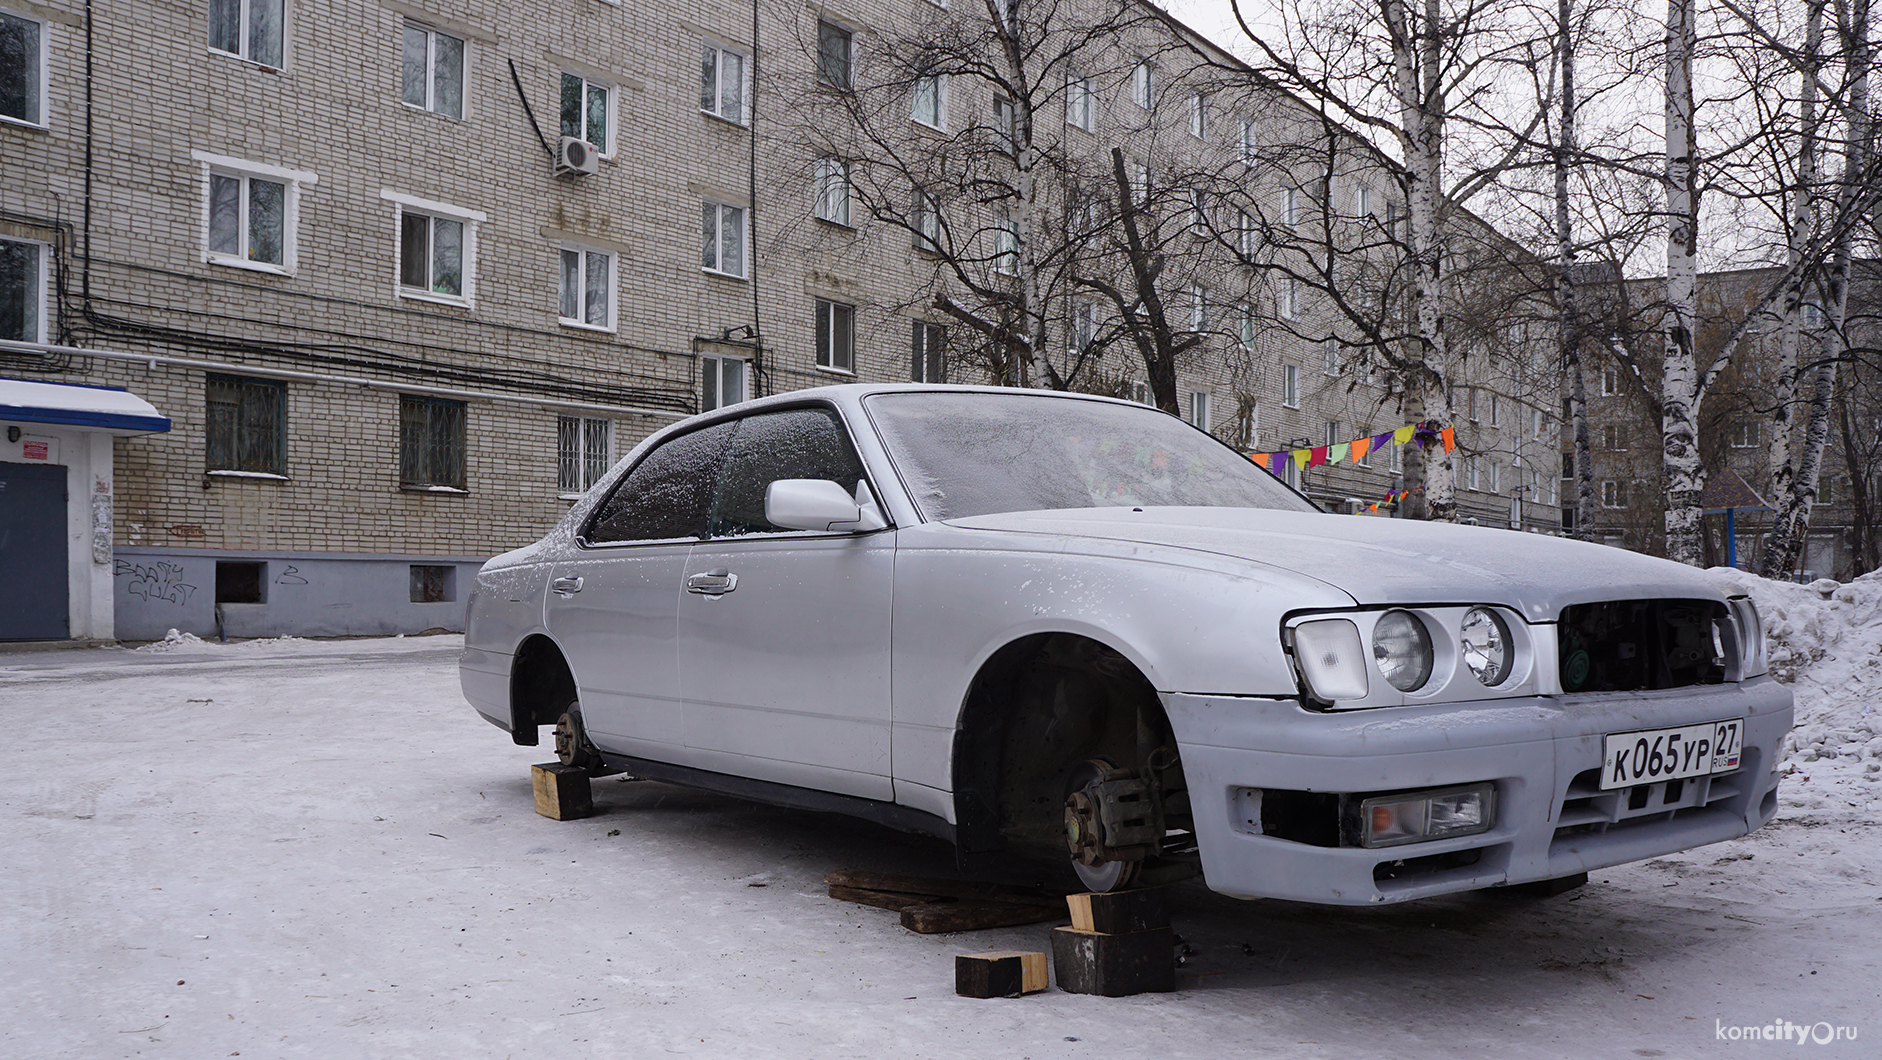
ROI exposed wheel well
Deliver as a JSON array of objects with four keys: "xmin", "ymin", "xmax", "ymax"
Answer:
[
  {"xmin": 951, "ymin": 633, "xmax": 1178, "ymax": 858},
  {"xmin": 509, "ymin": 635, "xmax": 577, "ymax": 747}
]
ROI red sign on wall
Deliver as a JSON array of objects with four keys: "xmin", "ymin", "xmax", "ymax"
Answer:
[{"xmin": 22, "ymin": 441, "xmax": 49, "ymax": 461}]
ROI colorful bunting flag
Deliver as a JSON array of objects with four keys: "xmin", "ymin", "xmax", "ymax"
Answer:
[{"xmin": 1245, "ymin": 423, "xmax": 1458, "ymax": 478}]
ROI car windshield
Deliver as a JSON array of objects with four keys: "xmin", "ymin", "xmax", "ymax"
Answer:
[{"xmin": 864, "ymin": 391, "xmax": 1317, "ymax": 521}]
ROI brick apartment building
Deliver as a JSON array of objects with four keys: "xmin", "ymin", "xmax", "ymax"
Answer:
[{"xmin": 0, "ymin": 0, "xmax": 1558, "ymax": 641}]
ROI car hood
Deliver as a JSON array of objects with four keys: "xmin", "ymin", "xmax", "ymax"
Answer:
[{"xmin": 947, "ymin": 507, "xmax": 1728, "ymax": 623}]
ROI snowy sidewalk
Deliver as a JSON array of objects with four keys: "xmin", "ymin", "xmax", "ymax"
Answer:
[{"xmin": 2, "ymin": 577, "xmax": 1878, "ymax": 1059}]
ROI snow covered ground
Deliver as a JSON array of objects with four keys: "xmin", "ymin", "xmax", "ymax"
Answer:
[{"xmin": 2, "ymin": 568, "xmax": 1877, "ymax": 1059}]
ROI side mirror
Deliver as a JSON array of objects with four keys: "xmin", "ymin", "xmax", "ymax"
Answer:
[{"xmin": 765, "ymin": 479, "xmax": 888, "ymax": 532}]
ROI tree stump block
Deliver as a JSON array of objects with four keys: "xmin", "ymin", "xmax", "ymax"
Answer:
[
  {"xmin": 955, "ymin": 950, "xmax": 1049, "ymax": 998},
  {"xmin": 1066, "ymin": 887, "xmax": 1169, "ymax": 935},
  {"xmin": 532, "ymin": 762, "xmax": 593, "ymax": 820},
  {"xmin": 1050, "ymin": 925, "xmax": 1175, "ymax": 997}
]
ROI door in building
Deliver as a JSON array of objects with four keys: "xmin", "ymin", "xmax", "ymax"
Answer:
[{"xmin": 0, "ymin": 462, "xmax": 69, "ymax": 640}]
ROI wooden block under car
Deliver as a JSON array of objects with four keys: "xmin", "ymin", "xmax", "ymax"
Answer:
[
  {"xmin": 531, "ymin": 762, "xmax": 593, "ymax": 820},
  {"xmin": 954, "ymin": 950, "xmax": 1049, "ymax": 998},
  {"xmin": 1066, "ymin": 887, "xmax": 1169, "ymax": 934},
  {"xmin": 1050, "ymin": 926, "xmax": 1176, "ymax": 997}
]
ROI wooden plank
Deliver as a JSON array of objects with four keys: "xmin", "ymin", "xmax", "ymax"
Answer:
[
  {"xmin": 531, "ymin": 762, "xmax": 593, "ymax": 821},
  {"xmin": 1065, "ymin": 887, "xmax": 1168, "ymax": 934},
  {"xmin": 1050, "ymin": 926, "xmax": 1176, "ymax": 996},
  {"xmin": 955, "ymin": 950, "xmax": 1049, "ymax": 997},
  {"xmin": 827, "ymin": 884, "xmax": 927, "ymax": 912},
  {"xmin": 900, "ymin": 900, "xmax": 1064, "ymax": 934},
  {"xmin": 823, "ymin": 869, "xmax": 1063, "ymax": 909}
]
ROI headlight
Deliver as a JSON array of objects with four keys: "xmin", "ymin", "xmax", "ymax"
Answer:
[
  {"xmin": 1459, "ymin": 607, "xmax": 1512, "ymax": 686},
  {"xmin": 1727, "ymin": 596, "xmax": 1768, "ymax": 679},
  {"xmin": 1371, "ymin": 609, "xmax": 1433, "ymax": 691},
  {"xmin": 1292, "ymin": 619, "xmax": 1370, "ymax": 702}
]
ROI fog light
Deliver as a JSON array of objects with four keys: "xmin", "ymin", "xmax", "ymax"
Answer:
[{"xmin": 1354, "ymin": 782, "xmax": 1495, "ymax": 848}]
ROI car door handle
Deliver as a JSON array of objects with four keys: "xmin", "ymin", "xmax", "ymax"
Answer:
[
  {"xmin": 685, "ymin": 569, "xmax": 738, "ymax": 595},
  {"xmin": 550, "ymin": 575, "xmax": 584, "ymax": 597}
]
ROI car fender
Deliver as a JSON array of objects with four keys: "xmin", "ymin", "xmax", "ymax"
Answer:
[{"xmin": 887, "ymin": 523, "xmax": 1355, "ymax": 797}]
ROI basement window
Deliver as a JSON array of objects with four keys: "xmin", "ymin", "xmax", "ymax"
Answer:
[
  {"xmin": 410, "ymin": 564, "xmax": 456, "ymax": 603},
  {"xmin": 215, "ymin": 561, "xmax": 265, "ymax": 604}
]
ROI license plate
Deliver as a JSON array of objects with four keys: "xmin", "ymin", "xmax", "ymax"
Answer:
[{"xmin": 1601, "ymin": 719, "xmax": 1743, "ymax": 789}]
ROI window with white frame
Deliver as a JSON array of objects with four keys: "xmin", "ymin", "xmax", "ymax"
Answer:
[
  {"xmin": 1131, "ymin": 60, "xmax": 1154, "ymax": 108},
  {"xmin": 0, "ymin": 237, "xmax": 45, "ymax": 343},
  {"xmin": 1188, "ymin": 391, "xmax": 1211, "ymax": 432},
  {"xmin": 912, "ymin": 186, "xmax": 941, "ymax": 252},
  {"xmin": 814, "ymin": 157, "xmax": 851, "ymax": 226},
  {"xmin": 558, "ymin": 416, "xmax": 612, "ymax": 494},
  {"xmin": 1071, "ymin": 194, "xmax": 1099, "ymax": 252},
  {"xmin": 911, "ymin": 71, "xmax": 946, "ymax": 129},
  {"xmin": 1239, "ymin": 119, "xmax": 1257, "ymax": 166},
  {"xmin": 1386, "ymin": 201, "xmax": 1402, "ymax": 239},
  {"xmin": 992, "ymin": 214, "xmax": 1018, "ymax": 275},
  {"xmin": 560, "ymin": 72, "xmax": 613, "ymax": 154},
  {"xmin": 1066, "ymin": 72, "xmax": 1094, "ymax": 131},
  {"xmin": 209, "ymin": 0, "xmax": 284, "ymax": 69},
  {"xmin": 1357, "ymin": 184, "xmax": 1372, "ymax": 219},
  {"xmin": 1819, "ymin": 476, "xmax": 1836, "ymax": 505},
  {"xmin": 1600, "ymin": 366, "xmax": 1618, "ymax": 395},
  {"xmin": 1127, "ymin": 160, "xmax": 1150, "ymax": 205},
  {"xmin": 1602, "ymin": 479, "xmax": 1627, "ymax": 508},
  {"xmin": 701, "ymin": 200, "xmax": 747, "ymax": 278},
  {"xmin": 700, "ymin": 41, "xmax": 748, "ymax": 123},
  {"xmin": 1238, "ymin": 401, "xmax": 1259, "ymax": 449},
  {"xmin": 1359, "ymin": 425, "xmax": 1376, "ymax": 465},
  {"xmin": 913, "ymin": 321, "xmax": 946, "ymax": 382},
  {"xmin": 701, "ymin": 353, "xmax": 748, "ymax": 410},
  {"xmin": 207, "ymin": 375, "xmax": 286, "ymax": 475},
  {"xmin": 992, "ymin": 95, "xmax": 1016, "ymax": 153},
  {"xmin": 1282, "ymin": 363, "xmax": 1298, "ymax": 407},
  {"xmin": 1325, "ymin": 418, "xmax": 1340, "ymax": 447},
  {"xmin": 1280, "ymin": 276, "xmax": 1299, "ymax": 320},
  {"xmin": 1466, "ymin": 455, "xmax": 1480, "ymax": 490},
  {"xmin": 1188, "ymin": 188, "xmax": 1209, "ymax": 235},
  {"xmin": 815, "ymin": 297, "xmax": 855, "ymax": 372},
  {"xmin": 1283, "ymin": 457, "xmax": 1300, "ymax": 489},
  {"xmin": 1069, "ymin": 299, "xmax": 1096, "ymax": 353},
  {"xmin": 1322, "ymin": 337, "xmax": 1339, "ymax": 375},
  {"xmin": 1128, "ymin": 379, "xmax": 1150, "ymax": 405},
  {"xmin": 1489, "ymin": 461, "xmax": 1501, "ymax": 493},
  {"xmin": 1284, "ymin": 187, "xmax": 1299, "ymax": 228},
  {"xmin": 1237, "ymin": 302, "xmax": 1255, "ymax": 348},
  {"xmin": 1489, "ymin": 392, "xmax": 1501, "ymax": 426},
  {"xmin": 1729, "ymin": 420, "xmax": 1760, "ymax": 448},
  {"xmin": 399, "ymin": 395, "xmax": 466, "ymax": 489},
  {"xmin": 1188, "ymin": 283, "xmax": 1207, "ymax": 332},
  {"xmin": 201, "ymin": 154, "xmax": 314, "ymax": 273},
  {"xmin": 1466, "ymin": 386, "xmax": 1479, "ymax": 422},
  {"xmin": 1, "ymin": 9, "xmax": 46, "ymax": 127},
  {"xmin": 558, "ymin": 246, "xmax": 612, "ymax": 329},
  {"xmin": 817, "ymin": 20, "xmax": 853, "ymax": 91},
  {"xmin": 1236, "ymin": 209, "xmax": 1257, "ymax": 257},
  {"xmin": 1530, "ymin": 408, "xmax": 1543, "ymax": 437},
  {"xmin": 1803, "ymin": 302, "xmax": 1824, "ymax": 327},
  {"xmin": 1187, "ymin": 92, "xmax": 1207, "ymax": 138},
  {"xmin": 401, "ymin": 23, "xmax": 464, "ymax": 120},
  {"xmin": 1602, "ymin": 423, "xmax": 1625, "ymax": 450},
  {"xmin": 386, "ymin": 192, "xmax": 480, "ymax": 301}
]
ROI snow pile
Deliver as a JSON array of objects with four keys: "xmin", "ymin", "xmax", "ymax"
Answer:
[
  {"xmin": 132, "ymin": 628, "xmax": 208, "ymax": 653},
  {"xmin": 1707, "ymin": 566, "xmax": 1882, "ymax": 812}
]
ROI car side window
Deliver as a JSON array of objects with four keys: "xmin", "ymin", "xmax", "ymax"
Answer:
[
  {"xmin": 709, "ymin": 407, "xmax": 868, "ymax": 537},
  {"xmin": 585, "ymin": 421, "xmax": 736, "ymax": 543}
]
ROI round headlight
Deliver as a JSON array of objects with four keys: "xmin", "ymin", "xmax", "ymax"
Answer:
[
  {"xmin": 1371, "ymin": 610, "xmax": 1433, "ymax": 691},
  {"xmin": 1459, "ymin": 607, "xmax": 1512, "ymax": 686}
]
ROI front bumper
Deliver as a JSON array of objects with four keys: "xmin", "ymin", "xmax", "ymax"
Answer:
[{"xmin": 1164, "ymin": 677, "xmax": 1792, "ymax": 905}]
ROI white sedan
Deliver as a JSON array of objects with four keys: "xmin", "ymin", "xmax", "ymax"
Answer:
[{"xmin": 460, "ymin": 384, "xmax": 1791, "ymax": 902}]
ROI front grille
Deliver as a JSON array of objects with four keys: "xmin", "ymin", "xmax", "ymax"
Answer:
[
  {"xmin": 1551, "ymin": 766, "xmax": 1742, "ymax": 841},
  {"xmin": 1557, "ymin": 599, "xmax": 1727, "ymax": 693}
]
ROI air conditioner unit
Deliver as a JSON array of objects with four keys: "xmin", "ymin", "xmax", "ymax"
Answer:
[{"xmin": 557, "ymin": 136, "xmax": 600, "ymax": 176}]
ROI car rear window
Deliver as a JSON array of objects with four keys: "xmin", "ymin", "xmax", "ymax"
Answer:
[{"xmin": 864, "ymin": 391, "xmax": 1315, "ymax": 520}]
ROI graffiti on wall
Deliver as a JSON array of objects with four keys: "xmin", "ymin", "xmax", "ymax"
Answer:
[{"xmin": 115, "ymin": 560, "xmax": 197, "ymax": 606}]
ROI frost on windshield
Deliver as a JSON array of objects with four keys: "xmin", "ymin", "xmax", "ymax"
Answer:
[{"xmin": 865, "ymin": 392, "xmax": 1314, "ymax": 520}]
